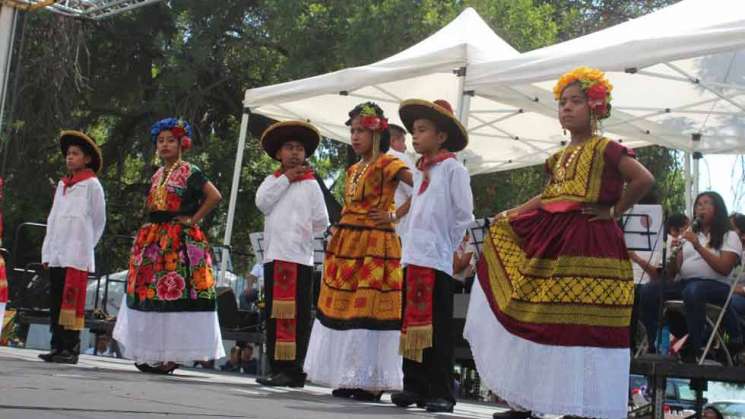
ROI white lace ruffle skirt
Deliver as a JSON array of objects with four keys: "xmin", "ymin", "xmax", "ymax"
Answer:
[
  {"xmin": 304, "ymin": 319, "xmax": 403, "ymax": 391},
  {"xmin": 113, "ymin": 295, "xmax": 225, "ymax": 364},
  {"xmin": 464, "ymin": 279, "xmax": 630, "ymax": 419}
]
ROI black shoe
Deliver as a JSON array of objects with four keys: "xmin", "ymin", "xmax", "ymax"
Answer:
[
  {"xmin": 38, "ymin": 349, "xmax": 60, "ymax": 362},
  {"xmin": 51, "ymin": 350, "xmax": 78, "ymax": 364},
  {"xmin": 332, "ymin": 388, "xmax": 356, "ymax": 398},
  {"xmin": 256, "ymin": 373, "xmax": 306, "ymax": 388},
  {"xmin": 425, "ymin": 398, "xmax": 454, "ymax": 413},
  {"xmin": 351, "ymin": 388, "xmax": 382, "ymax": 402},
  {"xmin": 135, "ymin": 363, "xmax": 157, "ymax": 373},
  {"xmin": 493, "ymin": 410, "xmax": 533, "ymax": 419},
  {"xmin": 135, "ymin": 362, "xmax": 178, "ymax": 374},
  {"xmin": 391, "ymin": 391, "xmax": 425, "ymax": 408}
]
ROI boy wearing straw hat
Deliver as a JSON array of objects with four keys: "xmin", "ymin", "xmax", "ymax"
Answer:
[
  {"xmin": 39, "ymin": 131, "xmax": 106, "ymax": 364},
  {"xmin": 255, "ymin": 120, "xmax": 329, "ymax": 388},
  {"xmin": 392, "ymin": 99, "xmax": 474, "ymax": 413}
]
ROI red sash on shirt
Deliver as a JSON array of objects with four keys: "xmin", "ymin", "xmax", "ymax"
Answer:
[
  {"xmin": 416, "ymin": 151, "xmax": 455, "ymax": 194},
  {"xmin": 273, "ymin": 168, "xmax": 315, "ymax": 182},
  {"xmin": 59, "ymin": 268, "xmax": 88, "ymax": 331},
  {"xmin": 400, "ymin": 265, "xmax": 436, "ymax": 362},
  {"xmin": 271, "ymin": 261, "xmax": 298, "ymax": 360},
  {"xmin": 62, "ymin": 169, "xmax": 96, "ymax": 195}
]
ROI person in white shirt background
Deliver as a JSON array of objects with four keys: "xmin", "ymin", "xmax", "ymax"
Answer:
[
  {"xmin": 629, "ymin": 213, "xmax": 689, "ymax": 284},
  {"xmin": 255, "ymin": 120, "xmax": 329, "ymax": 388},
  {"xmin": 452, "ymin": 231, "xmax": 476, "ymax": 292},
  {"xmin": 629, "ymin": 212, "xmax": 688, "ymax": 351},
  {"xmin": 241, "ymin": 262, "xmax": 264, "ymax": 309},
  {"xmin": 387, "ymin": 124, "xmax": 415, "ymax": 242},
  {"xmin": 640, "ymin": 191, "xmax": 743, "ymax": 362},
  {"xmin": 39, "ymin": 131, "xmax": 106, "ymax": 365},
  {"xmin": 83, "ymin": 333, "xmax": 116, "ymax": 357}
]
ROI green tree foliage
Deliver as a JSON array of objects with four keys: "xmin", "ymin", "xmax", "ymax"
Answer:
[{"xmin": 0, "ymin": 0, "xmax": 684, "ymax": 272}]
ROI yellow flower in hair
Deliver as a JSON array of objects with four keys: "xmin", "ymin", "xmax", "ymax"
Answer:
[{"xmin": 553, "ymin": 66, "xmax": 614, "ymax": 119}]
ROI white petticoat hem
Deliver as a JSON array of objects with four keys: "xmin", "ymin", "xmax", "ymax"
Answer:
[
  {"xmin": 304, "ymin": 319, "xmax": 403, "ymax": 391},
  {"xmin": 113, "ymin": 295, "xmax": 225, "ymax": 364},
  {"xmin": 464, "ymin": 279, "xmax": 630, "ymax": 419}
]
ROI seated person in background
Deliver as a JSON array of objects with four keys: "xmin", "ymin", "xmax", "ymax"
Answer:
[
  {"xmin": 83, "ymin": 334, "xmax": 115, "ymax": 357},
  {"xmin": 192, "ymin": 360, "xmax": 215, "ymax": 369},
  {"xmin": 241, "ymin": 263, "xmax": 263, "ymax": 309},
  {"xmin": 629, "ymin": 213, "xmax": 689, "ymax": 283},
  {"xmin": 452, "ymin": 231, "xmax": 475, "ymax": 293},
  {"xmin": 240, "ymin": 344, "xmax": 258, "ymax": 375},
  {"xmin": 221, "ymin": 345, "xmax": 242, "ymax": 372},
  {"xmin": 640, "ymin": 192, "xmax": 743, "ymax": 362}
]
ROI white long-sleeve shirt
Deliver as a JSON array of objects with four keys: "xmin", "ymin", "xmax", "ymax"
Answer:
[
  {"xmin": 255, "ymin": 173, "xmax": 329, "ymax": 267},
  {"xmin": 41, "ymin": 177, "xmax": 106, "ymax": 272},
  {"xmin": 388, "ymin": 149, "xmax": 415, "ymax": 239},
  {"xmin": 402, "ymin": 158, "xmax": 474, "ymax": 276}
]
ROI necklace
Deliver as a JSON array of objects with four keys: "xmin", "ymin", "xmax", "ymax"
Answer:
[
  {"xmin": 554, "ymin": 140, "xmax": 588, "ymax": 182},
  {"xmin": 153, "ymin": 160, "xmax": 182, "ymax": 210},
  {"xmin": 347, "ymin": 161, "xmax": 371, "ymax": 200}
]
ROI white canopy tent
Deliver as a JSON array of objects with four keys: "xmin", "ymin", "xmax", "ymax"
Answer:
[
  {"xmin": 464, "ymin": 0, "xmax": 745, "ymax": 213},
  {"xmin": 222, "ymin": 1, "xmax": 745, "ymax": 271},
  {"xmin": 221, "ymin": 7, "xmax": 534, "ymax": 271}
]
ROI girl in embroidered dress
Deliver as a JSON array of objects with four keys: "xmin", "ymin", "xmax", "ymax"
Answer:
[
  {"xmin": 304, "ymin": 102, "xmax": 413, "ymax": 400},
  {"xmin": 464, "ymin": 67, "xmax": 654, "ymax": 419},
  {"xmin": 113, "ymin": 118, "xmax": 224, "ymax": 374}
]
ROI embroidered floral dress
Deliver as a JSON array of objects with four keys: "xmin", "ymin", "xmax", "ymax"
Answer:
[
  {"xmin": 113, "ymin": 162, "xmax": 224, "ymax": 364},
  {"xmin": 464, "ymin": 137, "xmax": 634, "ymax": 418}
]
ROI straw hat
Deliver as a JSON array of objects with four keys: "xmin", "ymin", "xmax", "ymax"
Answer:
[
  {"xmin": 261, "ymin": 120, "xmax": 321, "ymax": 160},
  {"xmin": 59, "ymin": 130, "xmax": 103, "ymax": 173},
  {"xmin": 398, "ymin": 99, "xmax": 467, "ymax": 152}
]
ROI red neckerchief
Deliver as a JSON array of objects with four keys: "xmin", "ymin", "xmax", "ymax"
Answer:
[
  {"xmin": 62, "ymin": 169, "xmax": 96, "ymax": 195},
  {"xmin": 415, "ymin": 151, "xmax": 456, "ymax": 194},
  {"xmin": 273, "ymin": 168, "xmax": 315, "ymax": 182}
]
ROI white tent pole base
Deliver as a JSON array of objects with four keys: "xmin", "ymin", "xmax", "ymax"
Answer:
[{"xmin": 220, "ymin": 110, "xmax": 250, "ymax": 281}]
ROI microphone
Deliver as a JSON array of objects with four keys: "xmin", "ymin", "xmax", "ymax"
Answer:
[{"xmin": 691, "ymin": 216, "xmax": 702, "ymax": 233}]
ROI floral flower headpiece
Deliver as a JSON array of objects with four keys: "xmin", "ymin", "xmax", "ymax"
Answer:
[
  {"xmin": 353, "ymin": 102, "xmax": 389, "ymax": 132},
  {"xmin": 150, "ymin": 117, "xmax": 193, "ymax": 150},
  {"xmin": 553, "ymin": 66, "xmax": 613, "ymax": 120}
]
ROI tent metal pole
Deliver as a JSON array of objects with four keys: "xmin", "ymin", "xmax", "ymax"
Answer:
[
  {"xmin": 691, "ymin": 133, "xmax": 702, "ymax": 211},
  {"xmin": 684, "ymin": 151, "xmax": 692, "ymax": 217},
  {"xmin": 454, "ymin": 66, "xmax": 471, "ymax": 127},
  {"xmin": 0, "ymin": 4, "xmax": 18, "ymax": 137},
  {"xmin": 692, "ymin": 152, "xmax": 701, "ymax": 201},
  {"xmin": 220, "ymin": 108, "xmax": 250, "ymax": 281}
]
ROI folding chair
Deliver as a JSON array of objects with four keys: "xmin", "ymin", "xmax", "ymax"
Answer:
[{"xmin": 661, "ymin": 268, "xmax": 744, "ymax": 365}]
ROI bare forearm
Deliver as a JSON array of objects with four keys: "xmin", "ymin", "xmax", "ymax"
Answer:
[
  {"xmin": 192, "ymin": 196, "xmax": 220, "ymax": 224},
  {"xmin": 615, "ymin": 178, "xmax": 653, "ymax": 215},
  {"xmin": 514, "ymin": 194, "xmax": 542, "ymax": 215},
  {"xmin": 395, "ymin": 199, "xmax": 411, "ymax": 220}
]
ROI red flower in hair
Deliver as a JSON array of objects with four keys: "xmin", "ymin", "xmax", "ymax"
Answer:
[
  {"xmin": 586, "ymin": 83, "xmax": 609, "ymax": 116},
  {"xmin": 180, "ymin": 136, "xmax": 192, "ymax": 151},
  {"xmin": 360, "ymin": 115, "xmax": 389, "ymax": 132},
  {"xmin": 170, "ymin": 126, "xmax": 186, "ymax": 138}
]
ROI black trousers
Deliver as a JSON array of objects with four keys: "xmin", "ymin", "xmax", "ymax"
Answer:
[
  {"xmin": 402, "ymin": 269, "xmax": 455, "ymax": 404},
  {"xmin": 49, "ymin": 267, "xmax": 81, "ymax": 353},
  {"xmin": 264, "ymin": 261, "xmax": 313, "ymax": 378}
]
